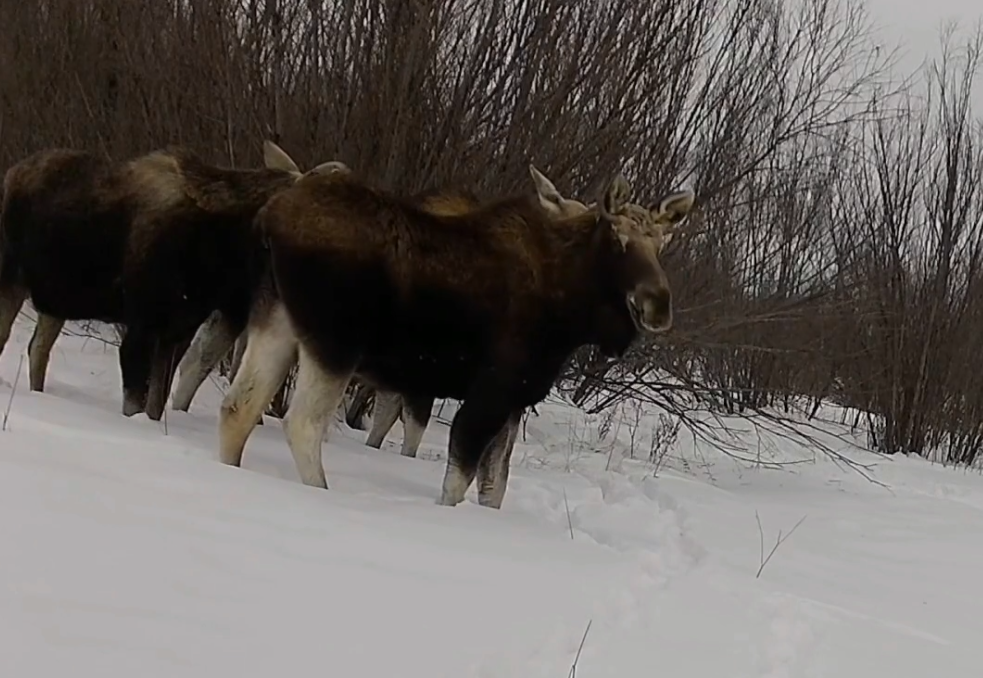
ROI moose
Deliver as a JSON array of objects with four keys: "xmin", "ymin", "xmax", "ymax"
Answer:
[
  {"xmin": 171, "ymin": 165, "xmax": 586, "ymax": 460},
  {"xmin": 218, "ymin": 166, "xmax": 694, "ymax": 509},
  {"xmin": 170, "ymin": 185, "xmax": 486, "ymax": 417},
  {"xmin": 0, "ymin": 140, "xmax": 346, "ymax": 419}
]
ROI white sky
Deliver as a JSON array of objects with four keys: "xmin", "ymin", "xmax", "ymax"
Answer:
[{"xmin": 866, "ymin": 0, "xmax": 982, "ymax": 96}]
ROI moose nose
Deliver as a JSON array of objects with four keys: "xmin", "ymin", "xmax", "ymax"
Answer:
[{"xmin": 638, "ymin": 287, "xmax": 672, "ymax": 333}]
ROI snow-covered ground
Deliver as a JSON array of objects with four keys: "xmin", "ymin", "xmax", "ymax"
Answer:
[{"xmin": 1, "ymin": 313, "xmax": 981, "ymax": 677}]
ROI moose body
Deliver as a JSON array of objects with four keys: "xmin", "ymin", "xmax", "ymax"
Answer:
[
  {"xmin": 222, "ymin": 168, "xmax": 693, "ymax": 508},
  {"xmin": 0, "ymin": 141, "xmax": 345, "ymax": 419},
  {"xmin": 177, "ymin": 167, "xmax": 585, "ymax": 462},
  {"xmin": 171, "ymin": 185, "xmax": 487, "ymax": 421}
]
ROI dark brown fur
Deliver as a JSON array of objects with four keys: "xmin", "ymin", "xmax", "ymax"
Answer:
[
  {"xmin": 175, "ymin": 167, "xmax": 588, "ymax": 418},
  {"xmin": 0, "ymin": 146, "xmax": 298, "ymax": 419},
  {"xmin": 172, "ymin": 185, "xmax": 486, "ymax": 415},
  {"xmin": 265, "ymin": 178, "xmax": 640, "ymax": 384},
  {"xmin": 347, "ymin": 186, "xmax": 485, "ymax": 444}
]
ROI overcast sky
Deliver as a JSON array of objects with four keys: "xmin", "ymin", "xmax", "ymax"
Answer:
[{"xmin": 866, "ymin": 0, "xmax": 982, "ymax": 80}]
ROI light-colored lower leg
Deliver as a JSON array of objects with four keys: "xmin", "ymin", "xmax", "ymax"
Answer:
[
  {"xmin": 476, "ymin": 424, "xmax": 508, "ymax": 508},
  {"xmin": 232, "ymin": 336, "xmax": 265, "ymax": 426},
  {"xmin": 283, "ymin": 344, "xmax": 353, "ymax": 489},
  {"xmin": 440, "ymin": 402, "xmax": 500, "ymax": 507},
  {"xmin": 229, "ymin": 334, "xmax": 248, "ymax": 382},
  {"xmin": 400, "ymin": 410, "xmax": 427, "ymax": 458},
  {"xmin": 475, "ymin": 412, "xmax": 520, "ymax": 509},
  {"xmin": 343, "ymin": 383, "xmax": 371, "ymax": 430},
  {"xmin": 0, "ymin": 286, "xmax": 27, "ymax": 358},
  {"xmin": 27, "ymin": 313, "xmax": 64, "ymax": 392},
  {"xmin": 170, "ymin": 358, "xmax": 205, "ymax": 412},
  {"xmin": 438, "ymin": 459, "xmax": 474, "ymax": 507},
  {"xmin": 172, "ymin": 314, "xmax": 237, "ymax": 411},
  {"xmin": 365, "ymin": 390, "xmax": 401, "ymax": 448},
  {"xmin": 488, "ymin": 418, "xmax": 519, "ymax": 509},
  {"xmin": 218, "ymin": 305, "xmax": 297, "ymax": 467}
]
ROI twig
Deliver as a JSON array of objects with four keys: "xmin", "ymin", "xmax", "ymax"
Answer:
[
  {"xmin": 2, "ymin": 354, "xmax": 25, "ymax": 432},
  {"xmin": 567, "ymin": 619, "xmax": 593, "ymax": 678},
  {"xmin": 755, "ymin": 510, "xmax": 806, "ymax": 579},
  {"xmin": 563, "ymin": 488, "xmax": 575, "ymax": 540},
  {"xmin": 570, "ymin": 372, "xmax": 888, "ymax": 488}
]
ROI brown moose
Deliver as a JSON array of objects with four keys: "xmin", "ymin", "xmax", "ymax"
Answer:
[
  {"xmin": 173, "ymin": 166, "xmax": 586, "ymax": 466},
  {"xmin": 218, "ymin": 166, "xmax": 693, "ymax": 508},
  {"xmin": 0, "ymin": 140, "xmax": 345, "ymax": 419}
]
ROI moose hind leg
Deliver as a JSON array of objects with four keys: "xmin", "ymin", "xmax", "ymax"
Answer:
[
  {"xmin": 229, "ymin": 334, "xmax": 248, "ymax": 382},
  {"xmin": 283, "ymin": 343, "xmax": 353, "ymax": 489},
  {"xmin": 219, "ymin": 305, "xmax": 297, "ymax": 467},
  {"xmin": 400, "ymin": 394, "xmax": 433, "ymax": 458},
  {"xmin": 344, "ymin": 382, "xmax": 373, "ymax": 431},
  {"xmin": 439, "ymin": 391, "xmax": 512, "ymax": 507},
  {"xmin": 229, "ymin": 334, "xmax": 265, "ymax": 426},
  {"xmin": 365, "ymin": 389, "xmax": 401, "ymax": 448},
  {"xmin": 172, "ymin": 311, "xmax": 238, "ymax": 412},
  {"xmin": 27, "ymin": 313, "xmax": 65, "ymax": 392},
  {"xmin": 0, "ymin": 285, "xmax": 27, "ymax": 359}
]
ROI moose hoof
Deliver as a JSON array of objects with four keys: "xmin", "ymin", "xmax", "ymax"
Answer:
[{"xmin": 121, "ymin": 397, "xmax": 145, "ymax": 418}]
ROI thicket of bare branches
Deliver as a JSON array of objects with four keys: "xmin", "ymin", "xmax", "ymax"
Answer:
[{"xmin": 5, "ymin": 0, "xmax": 983, "ymax": 465}]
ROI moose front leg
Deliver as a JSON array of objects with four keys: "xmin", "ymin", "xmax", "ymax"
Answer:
[
  {"xmin": 118, "ymin": 325, "xmax": 155, "ymax": 417},
  {"xmin": 475, "ymin": 409, "xmax": 522, "ymax": 509},
  {"xmin": 400, "ymin": 394, "xmax": 434, "ymax": 458},
  {"xmin": 27, "ymin": 313, "xmax": 66, "ymax": 392},
  {"xmin": 439, "ymin": 385, "xmax": 513, "ymax": 507},
  {"xmin": 171, "ymin": 310, "xmax": 239, "ymax": 412},
  {"xmin": 145, "ymin": 333, "xmax": 193, "ymax": 421},
  {"xmin": 365, "ymin": 389, "xmax": 401, "ymax": 448}
]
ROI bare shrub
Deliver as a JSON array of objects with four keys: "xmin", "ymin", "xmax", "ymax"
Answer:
[
  {"xmin": 649, "ymin": 413, "xmax": 681, "ymax": 472},
  {"xmin": 7, "ymin": 0, "xmax": 983, "ymax": 471}
]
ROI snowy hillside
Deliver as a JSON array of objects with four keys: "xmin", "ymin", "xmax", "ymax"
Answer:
[{"xmin": 1, "ymin": 312, "xmax": 981, "ymax": 677}]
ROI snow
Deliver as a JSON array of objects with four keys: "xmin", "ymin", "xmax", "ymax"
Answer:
[{"xmin": 1, "ymin": 313, "xmax": 982, "ymax": 677}]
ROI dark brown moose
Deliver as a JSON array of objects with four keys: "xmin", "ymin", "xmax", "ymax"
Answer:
[
  {"xmin": 175, "ymin": 165, "xmax": 587, "ymax": 465},
  {"xmin": 0, "ymin": 140, "xmax": 345, "ymax": 419},
  {"xmin": 218, "ymin": 166, "xmax": 693, "ymax": 509}
]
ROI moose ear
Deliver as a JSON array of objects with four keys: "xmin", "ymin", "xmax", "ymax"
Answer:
[
  {"xmin": 305, "ymin": 161, "xmax": 351, "ymax": 177},
  {"xmin": 650, "ymin": 188, "xmax": 695, "ymax": 226},
  {"xmin": 600, "ymin": 174, "xmax": 631, "ymax": 218},
  {"xmin": 529, "ymin": 164, "xmax": 566, "ymax": 212},
  {"xmin": 263, "ymin": 140, "xmax": 301, "ymax": 174}
]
